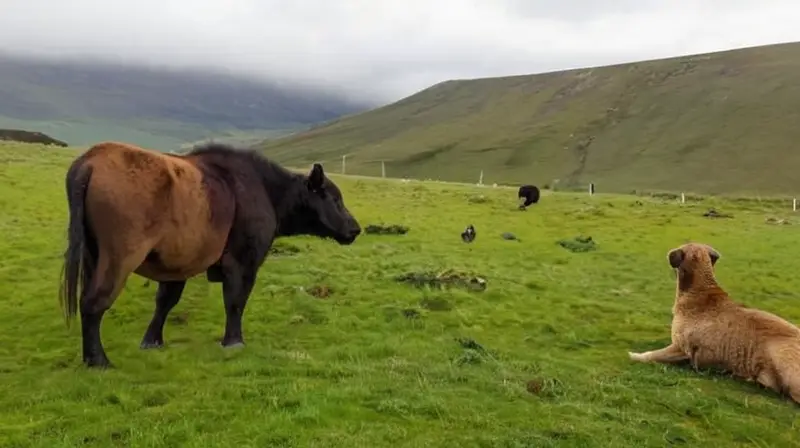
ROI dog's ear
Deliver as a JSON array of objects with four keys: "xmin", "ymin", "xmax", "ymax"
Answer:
[
  {"xmin": 707, "ymin": 247, "xmax": 721, "ymax": 266},
  {"xmin": 668, "ymin": 248, "xmax": 684, "ymax": 269}
]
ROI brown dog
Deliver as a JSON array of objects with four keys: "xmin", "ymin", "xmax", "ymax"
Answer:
[{"xmin": 628, "ymin": 242, "xmax": 800, "ymax": 404}]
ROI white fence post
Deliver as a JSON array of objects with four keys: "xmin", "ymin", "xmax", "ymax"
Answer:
[
  {"xmin": 341, "ymin": 155, "xmax": 346, "ymax": 175},
  {"xmin": 478, "ymin": 170, "xmax": 484, "ymax": 186},
  {"xmin": 588, "ymin": 183, "xmax": 595, "ymax": 196},
  {"xmin": 793, "ymin": 198, "xmax": 797, "ymax": 212},
  {"xmin": 681, "ymin": 193, "xmax": 685, "ymax": 204},
  {"xmin": 381, "ymin": 161, "xmax": 386, "ymax": 178}
]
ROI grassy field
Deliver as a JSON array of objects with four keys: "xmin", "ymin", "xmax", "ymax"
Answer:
[
  {"xmin": 2, "ymin": 141, "xmax": 800, "ymax": 447},
  {"xmin": 260, "ymin": 41, "xmax": 800, "ymax": 196}
]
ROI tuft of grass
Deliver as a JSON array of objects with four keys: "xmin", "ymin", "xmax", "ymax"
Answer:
[
  {"xmin": 261, "ymin": 41, "xmax": 800, "ymax": 196},
  {"xmin": 557, "ymin": 235, "xmax": 598, "ymax": 253},
  {"xmin": 2, "ymin": 142, "xmax": 800, "ymax": 446}
]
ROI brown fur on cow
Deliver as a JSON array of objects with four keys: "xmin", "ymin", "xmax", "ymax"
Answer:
[{"xmin": 628, "ymin": 242, "xmax": 800, "ymax": 404}]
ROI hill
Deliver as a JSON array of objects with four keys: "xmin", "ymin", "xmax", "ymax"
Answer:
[
  {"xmin": 2, "ymin": 141, "xmax": 800, "ymax": 446},
  {"xmin": 0, "ymin": 54, "xmax": 369, "ymax": 150},
  {"xmin": 0, "ymin": 128, "xmax": 67, "ymax": 147},
  {"xmin": 260, "ymin": 41, "xmax": 800, "ymax": 196}
]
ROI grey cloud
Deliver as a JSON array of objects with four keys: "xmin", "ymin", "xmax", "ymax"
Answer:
[
  {"xmin": 0, "ymin": 0, "xmax": 798, "ymax": 104},
  {"xmin": 501, "ymin": 0, "xmax": 664, "ymax": 21}
]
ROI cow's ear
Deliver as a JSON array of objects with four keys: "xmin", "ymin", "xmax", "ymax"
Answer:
[{"xmin": 307, "ymin": 163, "xmax": 324, "ymax": 190}]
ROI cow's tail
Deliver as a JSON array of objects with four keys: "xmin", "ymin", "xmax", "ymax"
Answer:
[{"xmin": 59, "ymin": 159, "xmax": 95, "ymax": 327}]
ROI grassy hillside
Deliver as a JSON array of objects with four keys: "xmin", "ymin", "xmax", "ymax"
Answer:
[
  {"xmin": 2, "ymin": 141, "xmax": 800, "ymax": 446},
  {"xmin": 0, "ymin": 128, "xmax": 67, "ymax": 147},
  {"xmin": 261, "ymin": 41, "xmax": 800, "ymax": 196},
  {"xmin": 0, "ymin": 55, "xmax": 368, "ymax": 150}
]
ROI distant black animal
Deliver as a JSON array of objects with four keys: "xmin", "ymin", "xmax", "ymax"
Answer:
[
  {"xmin": 461, "ymin": 224, "xmax": 476, "ymax": 243},
  {"xmin": 518, "ymin": 185, "xmax": 540, "ymax": 210},
  {"xmin": 59, "ymin": 141, "xmax": 362, "ymax": 369}
]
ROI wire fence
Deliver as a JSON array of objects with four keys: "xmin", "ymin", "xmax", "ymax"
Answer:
[
  {"xmin": 286, "ymin": 153, "xmax": 800, "ymax": 212},
  {"xmin": 172, "ymin": 147, "xmax": 800, "ymax": 211}
]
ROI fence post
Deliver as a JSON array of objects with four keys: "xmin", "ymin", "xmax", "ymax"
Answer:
[
  {"xmin": 478, "ymin": 170, "xmax": 484, "ymax": 186},
  {"xmin": 588, "ymin": 183, "xmax": 595, "ymax": 196},
  {"xmin": 794, "ymin": 198, "xmax": 797, "ymax": 212},
  {"xmin": 681, "ymin": 193, "xmax": 685, "ymax": 204},
  {"xmin": 341, "ymin": 155, "xmax": 346, "ymax": 175},
  {"xmin": 381, "ymin": 161, "xmax": 386, "ymax": 178}
]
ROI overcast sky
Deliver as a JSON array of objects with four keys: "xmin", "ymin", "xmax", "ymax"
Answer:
[{"xmin": 1, "ymin": 0, "xmax": 799, "ymax": 103}]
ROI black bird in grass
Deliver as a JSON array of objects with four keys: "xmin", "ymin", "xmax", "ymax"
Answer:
[{"xmin": 461, "ymin": 224, "xmax": 476, "ymax": 243}]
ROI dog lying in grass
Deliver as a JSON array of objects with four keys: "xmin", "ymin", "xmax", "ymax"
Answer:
[{"xmin": 628, "ymin": 242, "xmax": 800, "ymax": 404}]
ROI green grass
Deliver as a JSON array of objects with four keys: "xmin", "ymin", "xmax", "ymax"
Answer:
[
  {"xmin": 261, "ymin": 41, "xmax": 800, "ymax": 196},
  {"xmin": 2, "ymin": 141, "xmax": 800, "ymax": 447}
]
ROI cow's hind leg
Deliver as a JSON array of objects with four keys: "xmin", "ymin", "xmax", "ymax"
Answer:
[
  {"xmin": 80, "ymin": 254, "xmax": 133, "ymax": 368},
  {"xmin": 219, "ymin": 263, "xmax": 257, "ymax": 348},
  {"xmin": 140, "ymin": 280, "xmax": 186, "ymax": 349},
  {"xmin": 81, "ymin": 244, "xmax": 150, "ymax": 368}
]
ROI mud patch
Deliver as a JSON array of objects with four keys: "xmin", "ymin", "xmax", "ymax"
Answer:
[
  {"xmin": 307, "ymin": 284, "xmax": 333, "ymax": 299},
  {"xmin": 702, "ymin": 208, "xmax": 733, "ymax": 219},
  {"xmin": 395, "ymin": 269, "xmax": 487, "ymax": 292},
  {"xmin": 364, "ymin": 224, "xmax": 409, "ymax": 235}
]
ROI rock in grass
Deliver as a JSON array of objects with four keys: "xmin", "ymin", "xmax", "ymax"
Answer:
[{"xmin": 501, "ymin": 232, "xmax": 519, "ymax": 241}]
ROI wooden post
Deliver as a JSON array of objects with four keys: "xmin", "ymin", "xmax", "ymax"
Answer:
[
  {"xmin": 341, "ymin": 155, "xmax": 346, "ymax": 175},
  {"xmin": 478, "ymin": 170, "xmax": 484, "ymax": 186},
  {"xmin": 681, "ymin": 193, "xmax": 685, "ymax": 204},
  {"xmin": 793, "ymin": 198, "xmax": 797, "ymax": 212},
  {"xmin": 381, "ymin": 161, "xmax": 386, "ymax": 178},
  {"xmin": 588, "ymin": 183, "xmax": 595, "ymax": 196}
]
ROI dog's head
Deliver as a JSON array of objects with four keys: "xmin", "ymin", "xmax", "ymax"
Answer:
[
  {"xmin": 666, "ymin": 242, "xmax": 721, "ymax": 291},
  {"xmin": 667, "ymin": 243, "xmax": 720, "ymax": 270}
]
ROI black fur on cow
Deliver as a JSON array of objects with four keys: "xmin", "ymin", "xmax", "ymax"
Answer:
[{"xmin": 517, "ymin": 185, "xmax": 540, "ymax": 209}]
